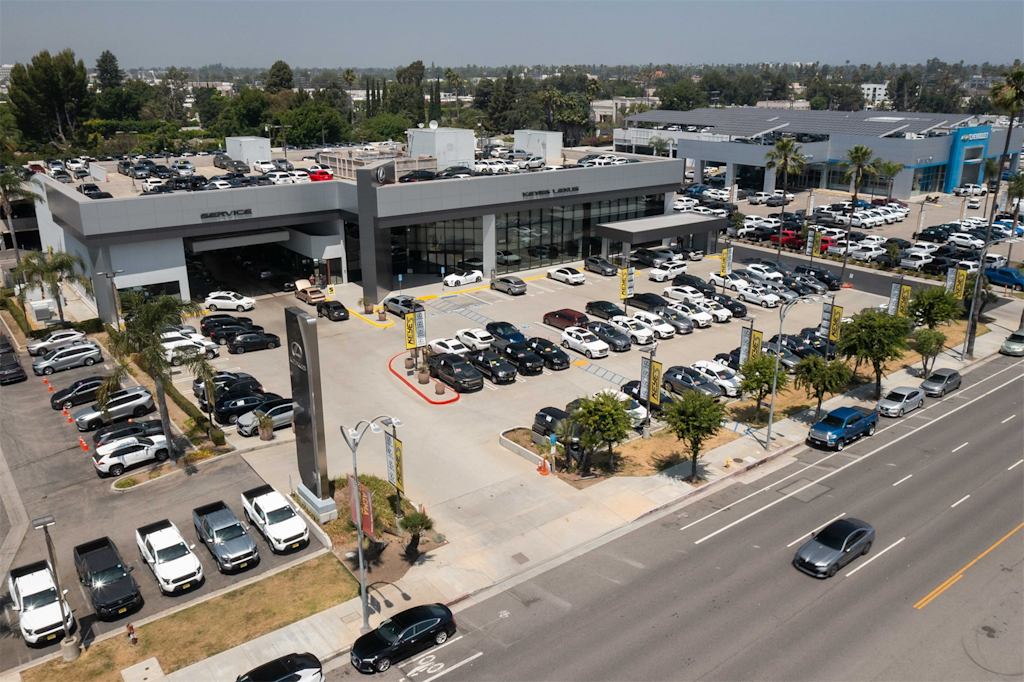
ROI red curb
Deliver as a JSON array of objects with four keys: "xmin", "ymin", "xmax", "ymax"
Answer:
[{"xmin": 387, "ymin": 352, "xmax": 460, "ymax": 405}]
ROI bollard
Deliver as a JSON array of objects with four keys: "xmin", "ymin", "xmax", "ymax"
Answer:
[
  {"xmin": 434, "ymin": 381, "xmax": 445, "ymax": 396},
  {"xmin": 126, "ymin": 623, "xmax": 138, "ymax": 645},
  {"xmin": 417, "ymin": 370, "xmax": 430, "ymax": 385}
]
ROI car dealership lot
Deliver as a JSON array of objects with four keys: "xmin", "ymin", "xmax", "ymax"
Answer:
[{"xmin": 0, "ymin": 361, "xmax": 317, "ymax": 668}]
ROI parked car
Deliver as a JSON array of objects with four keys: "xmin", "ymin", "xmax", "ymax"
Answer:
[
  {"xmin": 792, "ymin": 518, "xmax": 875, "ymax": 578},
  {"xmin": 0, "ymin": 353, "xmax": 26, "ymax": 385},
  {"xmin": 620, "ymin": 379, "xmax": 676, "ymax": 414},
  {"xmin": 543, "ymin": 308, "xmax": 589, "ymax": 330},
  {"xmin": 237, "ymin": 399, "xmax": 294, "ymax": 437},
  {"xmin": 193, "ymin": 501, "xmax": 260, "ymax": 573},
  {"xmin": 74, "ymin": 386, "xmax": 154, "ymax": 431},
  {"xmin": 50, "ymin": 375, "xmax": 107, "ymax": 410},
  {"xmin": 609, "ymin": 315, "xmax": 655, "ymax": 345},
  {"xmin": 793, "ymin": 265, "xmax": 840, "ymax": 290},
  {"xmin": 465, "ymin": 349, "xmax": 517, "ymax": 384},
  {"xmin": 690, "ymin": 360, "xmax": 742, "ymax": 397},
  {"xmin": 350, "ymin": 604, "xmax": 457, "ymax": 673},
  {"xmin": 525, "ymin": 337, "xmax": 571, "ymax": 370},
  {"xmin": 663, "ymin": 365, "xmax": 723, "ymax": 398},
  {"xmin": 92, "ymin": 434, "xmax": 170, "ymax": 476},
  {"xmin": 237, "ymin": 653, "xmax": 323, "ymax": 682},
  {"xmin": 426, "ymin": 353, "xmax": 484, "ymax": 392},
  {"xmin": 584, "ymin": 320, "xmax": 631, "ymax": 352},
  {"xmin": 984, "ymin": 267, "xmax": 1024, "ymax": 290},
  {"xmin": 454, "ymin": 328, "xmax": 494, "ymax": 351},
  {"xmin": 295, "ymin": 281, "xmax": 326, "ymax": 305},
  {"xmin": 442, "ymin": 269, "xmax": 483, "ymax": 287},
  {"xmin": 72, "ymin": 537, "xmax": 143, "ymax": 620},
  {"xmin": 427, "ymin": 338, "xmax": 469, "ymax": 356},
  {"xmin": 316, "ymin": 300, "xmax": 349, "ymax": 321},
  {"xmin": 135, "ymin": 520, "xmax": 204, "ymax": 594},
  {"xmin": 633, "ymin": 247, "xmax": 677, "ymax": 267},
  {"xmin": 647, "ymin": 260, "xmax": 687, "ymax": 282},
  {"xmin": 672, "ymin": 273, "xmax": 716, "ymax": 296},
  {"xmin": 93, "ymin": 419, "xmax": 163, "ymax": 447},
  {"xmin": 192, "ymin": 371, "xmax": 259, "ymax": 400},
  {"xmin": 7, "ymin": 560, "xmax": 76, "ymax": 646},
  {"xmin": 919, "ymin": 368, "xmax": 961, "ymax": 397},
  {"xmin": 707, "ymin": 292, "xmax": 747, "ymax": 318},
  {"xmin": 547, "ymin": 267, "xmax": 585, "ymax": 285},
  {"xmin": 583, "ymin": 256, "xmax": 618, "ymax": 276},
  {"xmin": 632, "ymin": 311, "xmax": 676, "ymax": 339},
  {"xmin": 500, "ymin": 343, "xmax": 545, "ymax": 375},
  {"xmin": 215, "ymin": 392, "xmax": 283, "ymax": 425},
  {"xmin": 240, "ymin": 485, "xmax": 309, "ymax": 553},
  {"xmin": 876, "ymin": 386, "xmax": 925, "ymax": 417},
  {"xmin": 1000, "ymin": 328, "xmax": 1024, "ymax": 356},
  {"xmin": 210, "ymin": 323, "xmax": 264, "ymax": 346},
  {"xmin": 27, "ymin": 329, "xmax": 86, "ymax": 356},
  {"xmin": 737, "ymin": 286, "xmax": 780, "ymax": 308},
  {"xmin": 32, "ymin": 342, "xmax": 102, "ymax": 375},
  {"xmin": 625, "ymin": 292, "xmax": 669, "ymax": 312},
  {"xmin": 383, "ymin": 295, "xmax": 425, "ymax": 316},
  {"xmin": 953, "ymin": 183, "xmax": 986, "ymax": 196},
  {"xmin": 204, "ymin": 291, "xmax": 256, "ymax": 312},
  {"xmin": 490, "ymin": 275, "xmax": 527, "ymax": 295},
  {"xmin": 585, "ymin": 300, "xmax": 625, "ymax": 320},
  {"xmin": 399, "ymin": 169, "xmax": 437, "ymax": 183},
  {"xmin": 806, "ymin": 406, "xmax": 878, "ymax": 450},
  {"xmin": 560, "ymin": 327, "xmax": 609, "ymax": 358},
  {"xmin": 485, "ymin": 321, "xmax": 526, "ymax": 350}
]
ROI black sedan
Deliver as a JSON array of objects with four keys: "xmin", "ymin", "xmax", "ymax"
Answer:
[
  {"xmin": 93, "ymin": 419, "xmax": 164, "ymax": 447},
  {"xmin": 500, "ymin": 343, "xmax": 544, "ymax": 375},
  {"xmin": 211, "ymin": 323, "xmax": 264, "ymax": 345},
  {"xmin": 214, "ymin": 392, "xmax": 283, "ymax": 425},
  {"xmin": 51, "ymin": 375, "xmax": 107, "ymax": 410},
  {"xmin": 672, "ymin": 273, "xmax": 716, "ymax": 296},
  {"xmin": 583, "ymin": 256, "xmax": 618, "ymax": 276},
  {"xmin": 192, "ymin": 371, "xmax": 259, "ymax": 400},
  {"xmin": 351, "ymin": 603, "xmax": 456, "ymax": 673},
  {"xmin": 584, "ymin": 320, "xmax": 631, "ymax": 352},
  {"xmin": 465, "ymin": 350, "xmax": 517, "ymax": 384},
  {"xmin": 793, "ymin": 518, "xmax": 875, "ymax": 578},
  {"xmin": 199, "ymin": 378, "xmax": 264, "ymax": 412},
  {"xmin": 398, "ymin": 169, "xmax": 437, "ymax": 183},
  {"xmin": 585, "ymin": 300, "xmax": 625, "ymax": 320},
  {"xmin": 316, "ymin": 300, "xmax": 349, "ymax": 321},
  {"xmin": 663, "ymin": 365, "xmax": 723, "ymax": 398},
  {"xmin": 526, "ymin": 337, "xmax": 570, "ymax": 370},
  {"xmin": 200, "ymin": 314, "xmax": 253, "ymax": 336},
  {"xmin": 228, "ymin": 331, "xmax": 280, "ymax": 354},
  {"xmin": 625, "ymin": 292, "xmax": 669, "ymax": 312},
  {"xmin": 427, "ymin": 353, "xmax": 483, "ymax": 392},
  {"xmin": 707, "ymin": 292, "xmax": 747, "ymax": 318}
]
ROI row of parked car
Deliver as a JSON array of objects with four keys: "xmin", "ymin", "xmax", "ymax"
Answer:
[{"xmin": 6, "ymin": 484, "xmax": 308, "ymax": 647}]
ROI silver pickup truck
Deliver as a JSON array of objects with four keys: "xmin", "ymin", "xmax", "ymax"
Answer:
[{"xmin": 192, "ymin": 501, "xmax": 260, "ymax": 573}]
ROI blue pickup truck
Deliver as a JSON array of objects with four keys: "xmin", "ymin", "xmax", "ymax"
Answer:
[
  {"xmin": 807, "ymin": 406, "xmax": 878, "ymax": 451},
  {"xmin": 985, "ymin": 267, "xmax": 1024, "ymax": 291}
]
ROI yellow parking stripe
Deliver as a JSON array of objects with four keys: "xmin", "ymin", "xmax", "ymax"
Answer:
[{"xmin": 350, "ymin": 310, "xmax": 394, "ymax": 329}]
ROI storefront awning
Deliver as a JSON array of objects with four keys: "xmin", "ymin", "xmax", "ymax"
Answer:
[{"xmin": 595, "ymin": 213, "xmax": 725, "ymax": 243}]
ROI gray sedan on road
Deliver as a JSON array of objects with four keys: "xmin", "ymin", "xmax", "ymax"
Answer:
[
  {"xmin": 793, "ymin": 518, "xmax": 875, "ymax": 578},
  {"xmin": 877, "ymin": 386, "xmax": 925, "ymax": 417},
  {"xmin": 920, "ymin": 368, "xmax": 962, "ymax": 397}
]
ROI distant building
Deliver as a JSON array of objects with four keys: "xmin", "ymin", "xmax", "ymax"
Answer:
[
  {"xmin": 591, "ymin": 97, "xmax": 661, "ymax": 125},
  {"xmin": 861, "ymin": 83, "xmax": 889, "ymax": 107},
  {"xmin": 964, "ymin": 75, "xmax": 1002, "ymax": 96},
  {"xmin": 0, "ymin": 64, "xmax": 13, "ymax": 95},
  {"xmin": 755, "ymin": 99, "xmax": 811, "ymax": 110}
]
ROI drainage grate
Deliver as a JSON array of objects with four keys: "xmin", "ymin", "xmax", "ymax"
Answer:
[{"xmin": 511, "ymin": 552, "xmax": 529, "ymax": 565}]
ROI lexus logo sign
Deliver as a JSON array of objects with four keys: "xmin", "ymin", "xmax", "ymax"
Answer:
[
  {"xmin": 289, "ymin": 340, "xmax": 307, "ymax": 372},
  {"xmin": 375, "ymin": 166, "xmax": 387, "ymax": 184}
]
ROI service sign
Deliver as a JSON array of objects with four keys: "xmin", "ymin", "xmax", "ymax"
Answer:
[
  {"xmin": 896, "ymin": 284, "xmax": 912, "ymax": 317},
  {"xmin": 639, "ymin": 356, "xmax": 651, "ymax": 400},
  {"xmin": 404, "ymin": 311, "xmax": 427, "ymax": 349},
  {"xmin": 619, "ymin": 267, "xmax": 635, "ymax": 300},
  {"xmin": 720, "ymin": 247, "xmax": 733, "ymax": 277}
]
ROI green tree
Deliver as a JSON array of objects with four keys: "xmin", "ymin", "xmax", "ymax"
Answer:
[
  {"xmin": 279, "ymin": 100, "xmax": 349, "ymax": 145},
  {"xmin": 399, "ymin": 511, "xmax": 433, "ymax": 560},
  {"xmin": 908, "ymin": 328, "xmax": 946, "ymax": 375},
  {"xmin": 837, "ymin": 309, "xmax": 911, "ymax": 398},
  {"xmin": 103, "ymin": 293, "xmax": 203, "ymax": 463},
  {"xmin": 358, "ymin": 112, "xmax": 412, "ymax": 141},
  {"xmin": 663, "ymin": 391, "xmax": 726, "ymax": 483},
  {"xmin": 837, "ymin": 144, "xmax": 878, "ymax": 283},
  {"xmin": 93, "ymin": 79, "xmax": 152, "ymax": 120},
  {"xmin": 649, "ymin": 136, "xmax": 668, "ymax": 157},
  {"xmin": 212, "ymin": 86, "xmax": 270, "ymax": 137},
  {"xmin": 793, "ymin": 356, "xmax": 853, "ymax": 420},
  {"xmin": 887, "ymin": 70, "xmax": 921, "ymax": 111},
  {"xmin": 875, "ymin": 160, "xmax": 904, "ymax": 203},
  {"xmin": 765, "ymin": 138, "xmax": 806, "ymax": 260},
  {"xmin": 0, "ymin": 170, "xmax": 39, "ymax": 264},
  {"xmin": 7, "ymin": 49, "xmax": 91, "ymax": 144},
  {"xmin": 908, "ymin": 287, "xmax": 961, "ymax": 329},
  {"xmin": 13, "ymin": 247, "xmax": 88, "ymax": 324},
  {"xmin": 739, "ymin": 354, "xmax": 789, "ymax": 415},
  {"xmin": 95, "ymin": 50, "xmax": 123, "ymax": 90},
  {"xmin": 148, "ymin": 66, "xmax": 190, "ymax": 122},
  {"xmin": 192, "ymin": 87, "xmax": 226, "ymax": 127},
  {"xmin": 567, "ymin": 392, "xmax": 632, "ymax": 470},
  {"xmin": 655, "ymin": 78, "xmax": 708, "ymax": 110},
  {"xmin": 264, "ymin": 60, "xmax": 294, "ymax": 93}
]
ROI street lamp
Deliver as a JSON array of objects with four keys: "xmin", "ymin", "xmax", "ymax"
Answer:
[
  {"xmin": 341, "ymin": 415, "xmax": 402, "ymax": 634},
  {"xmin": 764, "ymin": 296, "xmax": 821, "ymax": 448},
  {"xmin": 31, "ymin": 514, "xmax": 79, "ymax": 661},
  {"xmin": 95, "ymin": 269, "xmax": 125, "ymax": 326}
]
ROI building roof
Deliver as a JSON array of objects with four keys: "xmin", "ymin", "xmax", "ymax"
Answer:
[
  {"xmin": 595, "ymin": 212, "xmax": 724, "ymax": 243},
  {"xmin": 626, "ymin": 107, "xmax": 976, "ymax": 139}
]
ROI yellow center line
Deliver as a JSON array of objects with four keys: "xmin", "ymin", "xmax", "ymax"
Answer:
[{"xmin": 913, "ymin": 521, "xmax": 1024, "ymax": 609}]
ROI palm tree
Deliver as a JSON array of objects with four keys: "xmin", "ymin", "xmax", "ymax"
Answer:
[
  {"xmin": 0, "ymin": 170, "xmax": 39, "ymax": 267},
  {"xmin": 342, "ymin": 68, "xmax": 357, "ymax": 123},
  {"xmin": 764, "ymin": 138, "xmax": 807, "ymax": 261},
  {"xmin": 102, "ymin": 292, "xmax": 203, "ymax": 463},
  {"xmin": 13, "ymin": 247, "xmax": 89, "ymax": 324},
  {"xmin": 837, "ymin": 144, "xmax": 878, "ymax": 283},
  {"xmin": 982, "ymin": 157, "xmax": 1001, "ymax": 216},
  {"xmin": 967, "ymin": 66, "xmax": 1024, "ymax": 357},
  {"xmin": 875, "ymin": 159, "xmax": 904, "ymax": 204}
]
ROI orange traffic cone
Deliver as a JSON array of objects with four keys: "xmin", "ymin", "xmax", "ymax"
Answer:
[
  {"xmin": 48, "ymin": 384, "xmax": 54, "ymax": 392},
  {"xmin": 79, "ymin": 437, "xmax": 89, "ymax": 452},
  {"xmin": 536, "ymin": 457, "xmax": 550, "ymax": 476},
  {"xmin": 66, "ymin": 415, "xmax": 74, "ymax": 424}
]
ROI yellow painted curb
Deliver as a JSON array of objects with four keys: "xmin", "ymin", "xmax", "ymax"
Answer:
[
  {"xmin": 350, "ymin": 310, "xmax": 394, "ymax": 329},
  {"xmin": 572, "ymin": 359, "xmax": 589, "ymax": 367}
]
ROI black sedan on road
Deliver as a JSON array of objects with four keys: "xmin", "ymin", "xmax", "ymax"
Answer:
[
  {"xmin": 526, "ymin": 337, "xmax": 570, "ymax": 370},
  {"xmin": 227, "ymin": 331, "xmax": 279, "ymax": 353},
  {"xmin": 351, "ymin": 603, "xmax": 457, "ymax": 673},
  {"xmin": 51, "ymin": 375, "xmax": 107, "ymax": 410},
  {"xmin": 466, "ymin": 350, "xmax": 517, "ymax": 384},
  {"xmin": 215, "ymin": 392, "xmax": 283, "ymax": 425},
  {"xmin": 793, "ymin": 518, "xmax": 875, "ymax": 578},
  {"xmin": 585, "ymin": 300, "xmax": 625, "ymax": 320},
  {"xmin": 585, "ymin": 320, "xmax": 631, "ymax": 352},
  {"xmin": 583, "ymin": 256, "xmax": 618, "ymax": 276}
]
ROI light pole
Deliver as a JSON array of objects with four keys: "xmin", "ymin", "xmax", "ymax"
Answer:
[
  {"xmin": 341, "ymin": 415, "xmax": 402, "ymax": 634},
  {"xmin": 765, "ymin": 296, "xmax": 820, "ymax": 448},
  {"xmin": 95, "ymin": 269, "xmax": 125, "ymax": 326},
  {"xmin": 31, "ymin": 514, "xmax": 79, "ymax": 661}
]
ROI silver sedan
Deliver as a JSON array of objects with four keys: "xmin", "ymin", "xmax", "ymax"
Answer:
[
  {"xmin": 793, "ymin": 518, "xmax": 875, "ymax": 578},
  {"xmin": 877, "ymin": 387, "xmax": 925, "ymax": 417}
]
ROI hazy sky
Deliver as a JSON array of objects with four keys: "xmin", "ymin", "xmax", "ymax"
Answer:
[{"xmin": 2, "ymin": 0, "xmax": 1022, "ymax": 69}]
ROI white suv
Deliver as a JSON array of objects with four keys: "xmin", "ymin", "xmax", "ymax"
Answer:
[{"xmin": 204, "ymin": 291, "xmax": 256, "ymax": 312}]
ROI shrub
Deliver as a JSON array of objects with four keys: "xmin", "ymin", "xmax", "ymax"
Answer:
[
  {"xmin": 2, "ymin": 297, "xmax": 31, "ymax": 335},
  {"xmin": 210, "ymin": 427, "xmax": 226, "ymax": 446},
  {"xmin": 113, "ymin": 476, "xmax": 137, "ymax": 489}
]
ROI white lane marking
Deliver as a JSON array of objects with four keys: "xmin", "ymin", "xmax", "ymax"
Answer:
[
  {"xmin": 1002, "ymin": 414, "xmax": 1017, "ymax": 424},
  {"xmin": 1009, "ymin": 459, "xmax": 1024, "ymax": 471},
  {"xmin": 398, "ymin": 636, "xmax": 464, "ymax": 667},
  {"xmin": 950, "ymin": 494, "xmax": 971, "ymax": 508},
  {"xmin": 419, "ymin": 652, "xmax": 484, "ymax": 682},
  {"xmin": 679, "ymin": 362, "xmax": 1024, "ymax": 534},
  {"xmin": 952, "ymin": 442, "xmax": 969, "ymax": 453},
  {"xmin": 692, "ymin": 372, "xmax": 1024, "ymax": 545},
  {"xmin": 892, "ymin": 474, "xmax": 913, "ymax": 487},
  {"xmin": 786, "ymin": 512, "xmax": 846, "ymax": 548},
  {"xmin": 483, "ymin": 382, "xmax": 499, "ymax": 391},
  {"xmin": 542, "ymin": 369, "xmax": 553, "ymax": 376},
  {"xmin": 845, "ymin": 536, "xmax": 906, "ymax": 577}
]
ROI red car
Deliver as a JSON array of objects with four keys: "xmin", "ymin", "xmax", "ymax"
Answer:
[
  {"xmin": 308, "ymin": 169, "xmax": 333, "ymax": 181},
  {"xmin": 770, "ymin": 232, "xmax": 835, "ymax": 254},
  {"xmin": 28, "ymin": 164, "xmax": 46, "ymax": 174}
]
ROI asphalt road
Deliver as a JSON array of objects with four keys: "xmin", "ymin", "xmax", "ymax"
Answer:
[
  {"xmin": 327, "ymin": 354, "xmax": 1023, "ymax": 681},
  {"xmin": 0, "ymin": 357, "xmax": 318, "ymax": 669}
]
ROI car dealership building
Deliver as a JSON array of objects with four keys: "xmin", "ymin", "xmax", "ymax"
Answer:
[
  {"xmin": 615, "ymin": 107, "xmax": 1023, "ymax": 199},
  {"xmin": 32, "ymin": 146, "xmax": 723, "ymax": 323}
]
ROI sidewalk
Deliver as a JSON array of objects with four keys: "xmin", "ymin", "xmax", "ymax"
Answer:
[{"xmin": 81, "ymin": 296, "xmax": 1016, "ymax": 680}]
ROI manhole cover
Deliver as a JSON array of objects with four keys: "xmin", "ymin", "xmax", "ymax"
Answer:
[
  {"xmin": 511, "ymin": 552, "xmax": 529, "ymax": 565},
  {"xmin": 777, "ymin": 478, "xmax": 831, "ymax": 503}
]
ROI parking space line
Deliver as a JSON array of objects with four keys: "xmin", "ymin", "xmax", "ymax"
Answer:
[
  {"xmin": 845, "ymin": 536, "xmax": 906, "ymax": 577},
  {"xmin": 951, "ymin": 442, "xmax": 969, "ymax": 453},
  {"xmin": 398, "ymin": 636, "xmax": 464, "ymax": 667},
  {"xmin": 1001, "ymin": 414, "xmax": 1016, "ymax": 424},
  {"xmin": 892, "ymin": 474, "xmax": 913, "ymax": 487}
]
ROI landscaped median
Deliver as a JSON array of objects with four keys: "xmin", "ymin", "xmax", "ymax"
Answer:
[{"xmin": 22, "ymin": 554, "xmax": 357, "ymax": 682}]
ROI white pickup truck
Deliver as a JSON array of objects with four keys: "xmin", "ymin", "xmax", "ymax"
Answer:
[
  {"xmin": 7, "ymin": 560, "xmax": 75, "ymax": 645},
  {"xmin": 241, "ymin": 484, "xmax": 310, "ymax": 553},
  {"xmin": 135, "ymin": 520, "xmax": 204, "ymax": 594}
]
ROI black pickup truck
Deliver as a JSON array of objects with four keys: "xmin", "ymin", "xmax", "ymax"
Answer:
[{"xmin": 72, "ymin": 537, "xmax": 143, "ymax": 620}]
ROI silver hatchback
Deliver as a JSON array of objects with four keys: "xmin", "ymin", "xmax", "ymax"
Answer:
[{"xmin": 32, "ymin": 342, "xmax": 102, "ymax": 375}]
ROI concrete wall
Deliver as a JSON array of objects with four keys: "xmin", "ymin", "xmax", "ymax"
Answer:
[
  {"xmin": 109, "ymin": 237, "xmax": 190, "ymax": 299},
  {"xmin": 407, "ymin": 128, "xmax": 475, "ymax": 169}
]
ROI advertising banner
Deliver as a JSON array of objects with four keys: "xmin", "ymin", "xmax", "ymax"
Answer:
[
  {"xmin": 384, "ymin": 432, "xmax": 405, "ymax": 493},
  {"xmin": 648, "ymin": 360, "xmax": 663, "ymax": 407},
  {"xmin": 828, "ymin": 305, "xmax": 844, "ymax": 342},
  {"xmin": 953, "ymin": 268, "xmax": 968, "ymax": 300},
  {"xmin": 750, "ymin": 329, "xmax": 764, "ymax": 358}
]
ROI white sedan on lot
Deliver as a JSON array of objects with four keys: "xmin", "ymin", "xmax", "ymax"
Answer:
[
  {"xmin": 673, "ymin": 197, "xmax": 697, "ymax": 211},
  {"xmin": 693, "ymin": 299, "xmax": 732, "ymax": 323},
  {"xmin": 947, "ymin": 232, "xmax": 985, "ymax": 250},
  {"xmin": 443, "ymin": 269, "xmax": 484, "ymax": 287},
  {"xmin": 709, "ymin": 272, "xmax": 752, "ymax": 291},
  {"xmin": 691, "ymin": 360, "xmax": 742, "ymax": 397},
  {"xmin": 427, "ymin": 337, "xmax": 469, "ymax": 355},
  {"xmin": 746, "ymin": 263, "xmax": 784, "ymax": 282},
  {"xmin": 561, "ymin": 327, "xmax": 609, "ymax": 358},
  {"xmin": 632, "ymin": 311, "xmax": 675, "ymax": 339},
  {"xmin": 737, "ymin": 286, "xmax": 781, "ymax": 308},
  {"xmin": 667, "ymin": 301, "xmax": 713, "ymax": 328},
  {"xmin": 662, "ymin": 285, "xmax": 706, "ymax": 304},
  {"xmin": 609, "ymin": 315, "xmax": 655, "ymax": 345},
  {"xmin": 252, "ymin": 160, "xmax": 276, "ymax": 173},
  {"xmin": 647, "ymin": 259, "xmax": 687, "ymax": 282},
  {"xmin": 547, "ymin": 267, "xmax": 585, "ymax": 285},
  {"xmin": 455, "ymin": 328, "xmax": 494, "ymax": 350},
  {"xmin": 204, "ymin": 291, "xmax": 256, "ymax": 311}
]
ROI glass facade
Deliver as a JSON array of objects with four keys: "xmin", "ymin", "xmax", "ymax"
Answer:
[
  {"xmin": 911, "ymin": 165, "xmax": 947, "ymax": 194},
  {"xmin": 389, "ymin": 217, "xmax": 483, "ymax": 276}
]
